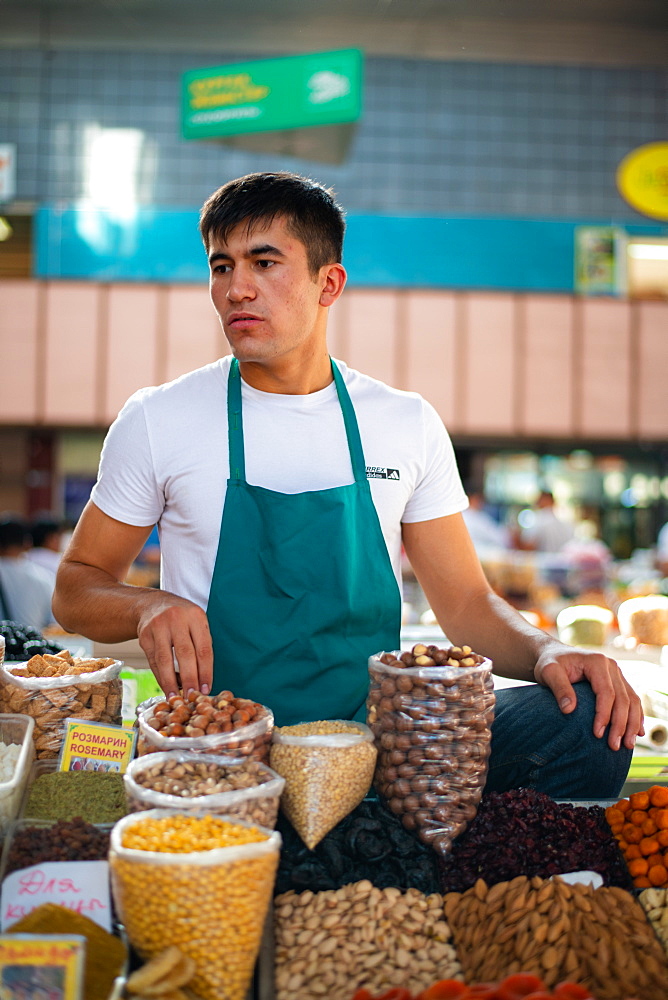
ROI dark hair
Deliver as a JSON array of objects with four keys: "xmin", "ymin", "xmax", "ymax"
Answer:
[
  {"xmin": 199, "ymin": 171, "xmax": 345, "ymax": 276},
  {"xmin": 30, "ymin": 516, "xmax": 63, "ymax": 549},
  {"xmin": 0, "ymin": 516, "xmax": 31, "ymax": 551}
]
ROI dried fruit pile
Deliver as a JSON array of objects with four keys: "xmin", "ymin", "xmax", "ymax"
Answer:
[
  {"xmin": 437, "ymin": 788, "xmax": 633, "ymax": 894},
  {"xmin": 605, "ymin": 785, "xmax": 668, "ymax": 888},
  {"xmin": 274, "ymin": 799, "xmax": 440, "ymax": 897},
  {"xmin": 352, "ymin": 976, "xmax": 607, "ymax": 999},
  {"xmin": 4, "ymin": 817, "xmax": 110, "ymax": 876}
]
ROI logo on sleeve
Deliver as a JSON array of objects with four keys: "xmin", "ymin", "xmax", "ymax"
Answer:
[{"xmin": 366, "ymin": 467, "xmax": 400, "ymax": 480}]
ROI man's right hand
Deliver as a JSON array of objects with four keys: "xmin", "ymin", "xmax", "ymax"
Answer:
[
  {"xmin": 53, "ymin": 502, "xmax": 214, "ymax": 697},
  {"xmin": 136, "ymin": 594, "xmax": 213, "ymax": 696}
]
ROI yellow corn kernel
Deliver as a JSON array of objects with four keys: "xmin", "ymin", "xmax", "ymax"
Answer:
[{"xmin": 120, "ymin": 814, "xmax": 267, "ymax": 852}]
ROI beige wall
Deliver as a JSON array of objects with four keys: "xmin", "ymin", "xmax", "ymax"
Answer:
[{"xmin": 1, "ymin": 279, "xmax": 667, "ymax": 440}]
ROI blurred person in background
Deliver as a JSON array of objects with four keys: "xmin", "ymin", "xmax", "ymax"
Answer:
[
  {"xmin": 0, "ymin": 515, "xmax": 55, "ymax": 630},
  {"xmin": 26, "ymin": 515, "xmax": 66, "ymax": 579},
  {"xmin": 656, "ymin": 519, "xmax": 668, "ymax": 578},
  {"xmin": 461, "ymin": 486, "xmax": 511, "ymax": 558},
  {"xmin": 518, "ymin": 490, "xmax": 575, "ymax": 553}
]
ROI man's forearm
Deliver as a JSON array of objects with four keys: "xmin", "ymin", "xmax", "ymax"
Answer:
[
  {"xmin": 53, "ymin": 561, "xmax": 160, "ymax": 643},
  {"xmin": 435, "ymin": 588, "xmax": 559, "ymax": 682}
]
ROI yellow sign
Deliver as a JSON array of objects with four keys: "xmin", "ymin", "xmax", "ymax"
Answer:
[
  {"xmin": 0, "ymin": 934, "xmax": 85, "ymax": 999},
  {"xmin": 60, "ymin": 718, "xmax": 137, "ymax": 773},
  {"xmin": 617, "ymin": 142, "xmax": 668, "ymax": 220}
]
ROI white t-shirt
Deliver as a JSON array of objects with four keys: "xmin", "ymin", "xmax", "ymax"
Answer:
[{"xmin": 92, "ymin": 357, "xmax": 468, "ymax": 610}]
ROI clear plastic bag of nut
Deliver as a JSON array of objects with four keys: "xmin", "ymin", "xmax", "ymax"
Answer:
[
  {"xmin": 136, "ymin": 693, "xmax": 274, "ymax": 763},
  {"xmin": 270, "ymin": 720, "xmax": 377, "ymax": 850},
  {"xmin": 109, "ymin": 808, "xmax": 281, "ymax": 1000},
  {"xmin": 367, "ymin": 643, "xmax": 494, "ymax": 856},
  {"xmin": 0, "ymin": 655, "xmax": 123, "ymax": 760},
  {"xmin": 123, "ymin": 750, "xmax": 285, "ymax": 829}
]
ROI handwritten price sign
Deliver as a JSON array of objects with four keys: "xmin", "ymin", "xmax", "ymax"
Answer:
[{"xmin": 0, "ymin": 860, "xmax": 111, "ymax": 931}]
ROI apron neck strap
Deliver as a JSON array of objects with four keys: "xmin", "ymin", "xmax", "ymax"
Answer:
[{"xmin": 227, "ymin": 357, "xmax": 367, "ymax": 484}]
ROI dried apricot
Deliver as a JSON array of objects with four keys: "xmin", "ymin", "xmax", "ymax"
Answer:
[
  {"xmin": 640, "ymin": 836, "xmax": 660, "ymax": 856},
  {"xmin": 649, "ymin": 785, "xmax": 668, "ymax": 808},
  {"xmin": 648, "ymin": 864, "xmax": 668, "ymax": 886},
  {"xmin": 628, "ymin": 858, "xmax": 649, "ymax": 877}
]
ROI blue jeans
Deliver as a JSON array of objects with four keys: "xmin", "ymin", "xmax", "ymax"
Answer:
[{"xmin": 486, "ymin": 681, "xmax": 632, "ymax": 800}]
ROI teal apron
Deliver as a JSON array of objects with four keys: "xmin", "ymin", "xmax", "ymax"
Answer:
[{"xmin": 206, "ymin": 358, "xmax": 401, "ymax": 727}]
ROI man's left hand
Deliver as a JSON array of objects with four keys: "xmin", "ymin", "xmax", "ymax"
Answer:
[{"xmin": 534, "ymin": 646, "xmax": 644, "ymax": 751}]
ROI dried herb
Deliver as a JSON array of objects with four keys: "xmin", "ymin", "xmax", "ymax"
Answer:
[{"xmin": 24, "ymin": 769, "xmax": 127, "ymax": 823}]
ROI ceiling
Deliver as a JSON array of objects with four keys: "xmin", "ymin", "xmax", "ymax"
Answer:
[{"xmin": 1, "ymin": 0, "xmax": 667, "ymax": 66}]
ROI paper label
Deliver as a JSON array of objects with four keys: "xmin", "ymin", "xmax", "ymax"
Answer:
[
  {"xmin": 59, "ymin": 718, "xmax": 137, "ymax": 773},
  {"xmin": 1, "ymin": 860, "xmax": 111, "ymax": 932},
  {"xmin": 0, "ymin": 933, "xmax": 85, "ymax": 999}
]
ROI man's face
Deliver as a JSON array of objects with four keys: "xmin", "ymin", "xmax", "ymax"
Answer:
[{"xmin": 207, "ymin": 216, "xmax": 327, "ymax": 367}]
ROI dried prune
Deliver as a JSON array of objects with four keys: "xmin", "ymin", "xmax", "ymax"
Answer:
[{"xmin": 275, "ymin": 798, "xmax": 440, "ymax": 896}]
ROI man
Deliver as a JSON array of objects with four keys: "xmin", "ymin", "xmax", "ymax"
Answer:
[
  {"xmin": 53, "ymin": 171, "xmax": 642, "ymax": 798},
  {"xmin": 461, "ymin": 488, "xmax": 511, "ymax": 557},
  {"xmin": 520, "ymin": 490, "xmax": 575, "ymax": 553},
  {"xmin": 0, "ymin": 515, "xmax": 55, "ymax": 630},
  {"xmin": 26, "ymin": 515, "xmax": 65, "ymax": 579}
]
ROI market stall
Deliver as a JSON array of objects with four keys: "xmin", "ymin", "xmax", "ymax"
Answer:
[{"xmin": 0, "ymin": 624, "xmax": 667, "ymax": 1000}]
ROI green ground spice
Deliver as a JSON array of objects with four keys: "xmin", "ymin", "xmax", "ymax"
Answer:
[{"xmin": 24, "ymin": 770, "xmax": 128, "ymax": 823}]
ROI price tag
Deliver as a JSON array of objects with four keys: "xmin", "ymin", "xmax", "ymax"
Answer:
[
  {"xmin": 0, "ymin": 933, "xmax": 85, "ymax": 999},
  {"xmin": 1, "ymin": 861, "xmax": 112, "ymax": 932},
  {"xmin": 59, "ymin": 718, "xmax": 137, "ymax": 773}
]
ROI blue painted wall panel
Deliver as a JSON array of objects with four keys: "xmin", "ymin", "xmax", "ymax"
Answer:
[{"xmin": 35, "ymin": 205, "xmax": 668, "ymax": 292}]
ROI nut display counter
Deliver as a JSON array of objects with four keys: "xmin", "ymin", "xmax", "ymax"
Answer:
[{"xmin": 1, "ymin": 639, "xmax": 668, "ymax": 999}]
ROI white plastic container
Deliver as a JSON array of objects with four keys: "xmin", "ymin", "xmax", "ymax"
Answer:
[{"xmin": 0, "ymin": 714, "xmax": 35, "ymax": 832}]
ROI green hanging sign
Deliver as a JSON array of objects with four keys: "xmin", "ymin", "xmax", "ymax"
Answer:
[{"xmin": 181, "ymin": 48, "xmax": 363, "ymax": 141}]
